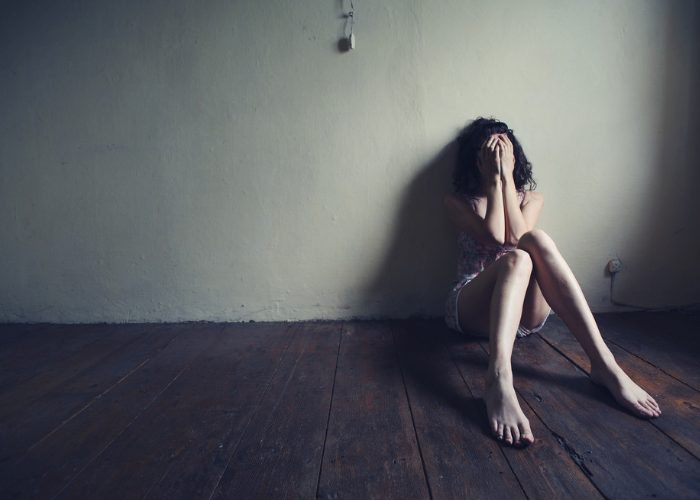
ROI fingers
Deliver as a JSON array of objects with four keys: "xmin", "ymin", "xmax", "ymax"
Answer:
[
  {"xmin": 495, "ymin": 133, "xmax": 511, "ymax": 151},
  {"xmin": 486, "ymin": 135, "xmax": 499, "ymax": 151},
  {"xmin": 480, "ymin": 134, "xmax": 509, "ymax": 176},
  {"xmin": 497, "ymin": 134, "xmax": 513, "ymax": 152},
  {"xmin": 483, "ymin": 134, "xmax": 511, "ymax": 154},
  {"xmin": 483, "ymin": 133, "xmax": 511, "ymax": 146},
  {"xmin": 479, "ymin": 136, "xmax": 500, "ymax": 170}
]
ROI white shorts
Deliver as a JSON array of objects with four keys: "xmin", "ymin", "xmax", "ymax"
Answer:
[{"xmin": 444, "ymin": 274, "xmax": 551, "ymax": 338}]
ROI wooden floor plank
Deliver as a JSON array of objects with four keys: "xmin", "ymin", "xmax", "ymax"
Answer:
[
  {"xmin": 392, "ymin": 319, "xmax": 527, "ymax": 499},
  {"xmin": 596, "ymin": 312, "xmax": 700, "ymax": 391},
  {"xmin": 539, "ymin": 316, "xmax": 700, "ymax": 460},
  {"xmin": 438, "ymin": 321, "xmax": 604, "ymax": 499},
  {"xmin": 51, "ymin": 322, "xmax": 292, "ymax": 500},
  {"xmin": 490, "ymin": 332, "xmax": 700, "ymax": 498},
  {"xmin": 0, "ymin": 323, "xmax": 44, "ymax": 347},
  {"xmin": 209, "ymin": 321, "xmax": 341, "ymax": 500},
  {"xmin": 0, "ymin": 323, "xmax": 150, "ymax": 410},
  {"xmin": 143, "ymin": 322, "xmax": 298, "ymax": 499},
  {"xmin": 316, "ymin": 321, "xmax": 430, "ymax": 500},
  {"xmin": 0, "ymin": 313, "xmax": 696, "ymax": 499},
  {"xmin": 0, "ymin": 323, "xmax": 137, "ymax": 394},
  {"xmin": 0, "ymin": 324, "xmax": 182, "ymax": 466},
  {"xmin": 1, "ymin": 323, "xmax": 226, "ymax": 499},
  {"xmin": 0, "ymin": 323, "xmax": 76, "ymax": 350}
]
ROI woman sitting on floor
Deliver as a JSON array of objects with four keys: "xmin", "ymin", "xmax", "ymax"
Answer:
[{"xmin": 443, "ymin": 117, "xmax": 661, "ymax": 448}]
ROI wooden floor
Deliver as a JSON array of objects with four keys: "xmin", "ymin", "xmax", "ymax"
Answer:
[{"xmin": 1, "ymin": 312, "xmax": 699, "ymax": 499}]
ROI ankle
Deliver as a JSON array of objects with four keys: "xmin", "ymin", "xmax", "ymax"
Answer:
[
  {"xmin": 486, "ymin": 366, "xmax": 513, "ymax": 387},
  {"xmin": 590, "ymin": 355, "xmax": 618, "ymax": 374}
]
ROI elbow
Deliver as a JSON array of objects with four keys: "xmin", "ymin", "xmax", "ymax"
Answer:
[
  {"xmin": 505, "ymin": 234, "xmax": 520, "ymax": 246},
  {"xmin": 506, "ymin": 229, "xmax": 529, "ymax": 246},
  {"xmin": 487, "ymin": 232, "xmax": 506, "ymax": 246}
]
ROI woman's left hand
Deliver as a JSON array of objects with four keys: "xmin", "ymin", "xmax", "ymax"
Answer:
[{"xmin": 498, "ymin": 134, "xmax": 515, "ymax": 179}]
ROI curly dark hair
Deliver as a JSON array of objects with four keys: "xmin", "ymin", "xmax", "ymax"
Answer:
[{"xmin": 452, "ymin": 117, "xmax": 536, "ymax": 196}]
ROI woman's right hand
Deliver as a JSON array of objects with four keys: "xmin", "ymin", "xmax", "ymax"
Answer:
[{"xmin": 477, "ymin": 135, "xmax": 502, "ymax": 179}]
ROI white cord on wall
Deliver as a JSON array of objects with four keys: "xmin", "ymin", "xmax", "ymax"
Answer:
[{"xmin": 341, "ymin": 0, "xmax": 356, "ymax": 51}]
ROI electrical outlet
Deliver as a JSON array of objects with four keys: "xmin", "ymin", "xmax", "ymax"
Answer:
[{"xmin": 607, "ymin": 258, "xmax": 623, "ymax": 274}]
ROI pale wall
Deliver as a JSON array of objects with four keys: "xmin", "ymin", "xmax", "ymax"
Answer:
[{"xmin": 1, "ymin": 0, "xmax": 698, "ymax": 323}]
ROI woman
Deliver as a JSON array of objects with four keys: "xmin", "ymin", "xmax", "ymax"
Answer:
[{"xmin": 443, "ymin": 117, "xmax": 661, "ymax": 448}]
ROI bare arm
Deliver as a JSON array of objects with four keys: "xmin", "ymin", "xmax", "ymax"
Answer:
[
  {"xmin": 484, "ymin": 175, "xmax": 506, "ymax": 244},
  {"xmin": 443, "ymin": 182, "xmax": 506, "ymax": 245},
  {"xmin": 502, "ymin": 176, "xmax": 529, "ymax": 244},
  {"xmin": 497, "ymin": 134, "xmax": 544, "ymax": 244},
  {"xmin": 444, "ymin": 136, "xmax": 507, "ymax": 245},
  {"xmin": 480, "ymin": 135, "xmax": 506, "ymax": 243},
  {"xmin": 504, "ymin": 186, "xmax": 544, "ymax": 244}
]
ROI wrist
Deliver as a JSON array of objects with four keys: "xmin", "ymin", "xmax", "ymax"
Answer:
[
  {"xmin": 485, "ymin": 174, "xmax": 502, "ymax": 188},
  {"xmin": 500, "ymin": 171, "xmax": 514, "ymax": 185}
]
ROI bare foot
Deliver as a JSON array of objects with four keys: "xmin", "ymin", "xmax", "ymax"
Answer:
[
  {"xmin": 589, "ymin": 362, "xmax": 661, "ymax": 418},
  {"xmin": 484, "ymin": 375, "xmax": 535, "ymax": 447}
]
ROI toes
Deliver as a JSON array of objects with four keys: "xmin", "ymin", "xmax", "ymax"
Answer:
[
  {"xmin": 646, "ymin": 401, "xmax": 660, "ymax": 417},
  {"xmin": 504, "ymin": 427, "xmax": 513, "ymax": 445},
  {"xmin": 648, "ymin": 397, "xmax": 661, "ymax": 413},
  {"xmin": 643, "ymin": 399, "xmax": 660, "ymax": 416},
  {"xmin": 511, "ymin": 426, "xmax": 521, "ymax": 446},
  {"xmin": 496, "ymin": 423, "xmax": 505, "ymax": 441},
  {"xmin": 518, "ymin": 422, "xmax": 535, "ymax": 445},
  {"xmin": 491, "ymin": 419, "xmax": 499, "ymax": 435},
  {"xmin": 634, "ymin": 400, "xmax": 650, "ymax": 415},
  {"xmin": 642, "ymin": 399, "xmax": 660, "ymax": 417},
  {"xmin": 635, "ymin": 401, "xmax": 654, "ymax": 418}
]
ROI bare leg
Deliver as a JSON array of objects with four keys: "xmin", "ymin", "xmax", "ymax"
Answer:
[
  {"xmin": 517, "ymin": 229, "xmax": 661, "ymax": 418},
  {"xmin": 456, "ymin": 249, "xmax": 536, "ymax": 446}
]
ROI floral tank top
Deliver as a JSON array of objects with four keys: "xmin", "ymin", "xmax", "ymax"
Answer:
[{"xmin": 453, "ymin": 190, "xmax": 526, "ymax": 282}]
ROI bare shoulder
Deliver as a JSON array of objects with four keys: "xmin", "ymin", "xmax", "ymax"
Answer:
[
  {"xmin": 443, "ymin": 192, "xmax": 483, "ymax": 223},
  {"xmin": 444, "ymin": 192, "xmax": 482, "ymax": 210},
  {"xmin": 523, "ymin": 190, "xmax": 544, "ymax": 204}
]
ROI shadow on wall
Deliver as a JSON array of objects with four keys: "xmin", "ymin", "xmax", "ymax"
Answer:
[
  {"xmin": 613, "ymin": 2, "xmax": 700, "ymax": 309},
  {"xmin": 360, "ymin": 138, "xmax": 461, "ymax": 320}
]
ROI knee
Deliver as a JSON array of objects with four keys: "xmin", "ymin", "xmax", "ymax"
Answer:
[
  {"xmin": 517, "ymin": 228, "xmax": 557, "ymax": 256},
  {"xmin": 501, "ymin": 248, "xmax": 533, "ymax": 278}
]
